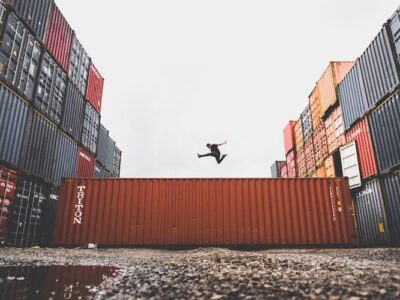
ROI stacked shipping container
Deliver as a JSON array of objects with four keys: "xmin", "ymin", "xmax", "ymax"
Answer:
[
  {"xmin": 275, "ymin": 6, "xmax": 400, "ymax": 245},
  {"xmin": 0, "ymin": 1, "xmax": 122, "ymax": 246}
]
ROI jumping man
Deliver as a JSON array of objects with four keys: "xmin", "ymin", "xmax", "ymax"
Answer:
[{"xmin": 197, "ymin": 140, "xmax": 228, "ymax": 164}]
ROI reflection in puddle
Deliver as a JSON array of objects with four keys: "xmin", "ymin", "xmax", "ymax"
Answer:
[{"xmin": 0, "ymin": 265, "xmax": 120, "ymax": 299}]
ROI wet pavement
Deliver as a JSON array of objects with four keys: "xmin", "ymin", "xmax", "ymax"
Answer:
[{"xmin": 0, "ymin": 247, "xmax": 399, "ymax": 299}]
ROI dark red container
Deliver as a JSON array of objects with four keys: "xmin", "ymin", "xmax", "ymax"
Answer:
[
  {"xmin": 345, "ymin": 117, "xmax": 378, "ymax": 179},
  {"xmin": 0, "ymin": 164, "xmax": 18, "ymax": 245},
  {"xmin": 286, "ymin": 150, "xmax": 297, "ymax": 178},
  {"xmin": 54, "ymin": 178, "xmax": 358, "ymax": 246},
  {"xmin": 76, "ymin": 147, "xmax": 95, "ymax": 178},
  {"xmin": 44, "ymin": 3, "xmax": 73, "ymax": 72},
  {"xmin": 283, "ymin": 121, "xmax": 296, "ymax": 155},
  {"xmin": 86, "ymin": 63, "xmax": 104, "ymax": 113}
]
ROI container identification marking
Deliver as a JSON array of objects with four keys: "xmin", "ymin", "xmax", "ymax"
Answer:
[{"xmin": 74, "ymin": 186, "xmax": 86, "ymax": 224}]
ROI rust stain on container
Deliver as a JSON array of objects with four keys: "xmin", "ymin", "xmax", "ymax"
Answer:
[
  {"xmin": 325, "ymin": 106, "xmax": 346, "ymax": 154},
  {"xmin": 317, "ymin": 61, "xmax": 355, "ymax": 118},
  {"xmin": 294, "ymin": 119, "xmax": 304, "ymax": 152},
  {"xmin": 54, "ymin": 178, "xmax": 358, "ymax": 247}
]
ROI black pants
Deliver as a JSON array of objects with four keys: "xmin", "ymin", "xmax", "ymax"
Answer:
[{"xmin": 199, "ymin": 152, "xmax": 226, "ymax": 164}]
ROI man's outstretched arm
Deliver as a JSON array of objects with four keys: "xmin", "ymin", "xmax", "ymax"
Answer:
[{"xmin": 218, "ymin": 140, "xmax": 227, "ymax": 146}]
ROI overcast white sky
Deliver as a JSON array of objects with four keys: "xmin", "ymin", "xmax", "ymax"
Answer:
[{"xmin": 57, "ymin": 0, "xmax": 399, "ymax": 178}]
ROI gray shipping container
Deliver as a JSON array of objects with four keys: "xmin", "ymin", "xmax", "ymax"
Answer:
[
  {"xmin": 301, "ymin": 105, "xmax": 312, "ymax": 142},
  {"xmin": 0, "ymin": 84, "xmax": 28, "ymax": 166},
  {"xmin": 338, "ymin": 62, "xmax": 368, "ymax": 129},
  {"xmin": 0, "ymin": 3, "xmax": 6, "ymax": 29},
  {"xmin": 0, "ymin": 12, "xmax": 42, "ymax": 101},
  {"xmin": 270, "ymin": 160, "xmax": 285, "ymax": 178},
  {"xmin": 112, "ymin": 146, "xmax": 121, "ymax": 177},
  {"xmin": 68, "ymin": 35, "xmax": 89, "ymax": 96},
  {"xmin": 354, "ymin": 179, "xmax": 391, "ymax": 245},
  {"xmin": 19, "ymin": 110, "xmax": 58, "ymax": 183},
  {"xmin": 96, "ymin": 123, "xmax": 108, "ymax": 167},
  {"xmin": 369, "ymin": 90, "xmax": 400, "ymax": 173},
  {"xmin": 105, "ymin": 136, "xmax": 115, "ymax": 173},
  {"xmin": 381, "ymin": 171, "xmax": 400, "ymax": 244},
  {"xmin": 61, "ymin": 82, "xmax": 84, "ymax": 142},
  {"xmin": 388, "ymin": 8, "xmax": 400, "ymax": 68},
  {"xmin": 52, "ymin": 132, "xmax": 77, "ymax": 186},
  {"xmin": 359, "ymin": 27, "xmax": 399, "ymax": 110},
  {"xmin": 39, "ymin": 186, "xmax": 58, "ymax": 246},
  {"xmin": 94, "ymin": 161, "xmax": 105, "ymax": 178},
  {"xmin": 34, "ymin": 52, "xmax": 67, "ymax": 125},
  {"xmin": 81, "ymin": 102, "xmax": 99, "ymax": 155},
  {"xmin": 6, "ymin": 0, "xmax": 52, "ymax": 42}
]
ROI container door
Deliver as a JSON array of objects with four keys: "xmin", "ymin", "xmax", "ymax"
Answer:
[{"xmin": 340, "ymin": 142, "xmax": 361, "ymax": 189}]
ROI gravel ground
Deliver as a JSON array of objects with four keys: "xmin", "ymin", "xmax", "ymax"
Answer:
[{"xmin": 0, "ymin": 247, "xmax": 400, "ymax": 299}]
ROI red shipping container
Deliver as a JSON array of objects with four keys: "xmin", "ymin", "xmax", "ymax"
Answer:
[
  {"xmin": 325, "ymin": 106, "xmax": 346, "ymax": 154},
  {"xmin": 313, "ymin": 122, "xmax": 328, "ymax": 167},
  {"xmin": 345, "ymin": 117, "xmax": 378, "ymax": 179},
  {"xmin": 54, "ymin": 178, "xmax": 358, "ymax": 246},
  {"xmin": 280, "ymin": 163, "xmax": 288, "ymax": 178},
  {"xmin": 286, "ymin": 150, "xmax": 297, "ymax": 178},
  {"xmin": 86, "ymin": 64, "xmax": 104, "ymax": 113},
  {"xmin": 294, "ymin": 119, "xmax": 304, "ymax": 151},
  {"xmin": 0, "ymin": 164, "xmax": 17, "ymax": 245},
  {"xmin": 45, "ymin": 3, "xmax": 73, "ymax": 72},
  {"xmin": 76, "ymin": 147, "xmax": 95, "ymax": 178},
  {"xmin": 305, "ymin": 139, "xmax": 316, "ymax": 176},
  {"xmin": 283, "ymin": 121, "xmax": 296, "ymax": 155},
  {"xmin": 297, "ymin": 148, "xmax": 307, "ymax": 178}
]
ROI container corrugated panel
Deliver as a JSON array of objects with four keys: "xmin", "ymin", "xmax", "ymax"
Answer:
[
  {"xmin": 0, "ymin": 13, "xmax": 42, "ymax": 101},
  {"xmin": 316, "ymin": 165, "xmax": 326, "ymax": 178},
  {"xmin": 39, "ymin": 186, "xmax": 58, "ymax": 246},
  {"xmin": 309, "ymin": 86, "xmax": 321, "ymax": 129},
  {"xmin": 354, "ymin": 179, "xmax": 391, "ymax": 245},
  {"xmin": 86, "ymin": 63, "xmax": 104, "ymax": 113},
  {"xmin": 33, "ymin": 52, "xmax": 67, "ymax": 125},
  {"xmin": 96, "ymin": 124, "xmax": 108, "ymax": 167},
  {"xmin": 312, "ymin": 122, "xmax": 328, "ymax": 167},
  {"xmin": 104, "ymin": 170, "xmax": 112, "ymax": 178},
  {"xmin": 325, "ymin": 106, "xmax": 346, "ymax": 154},
  {"xmin": 94, "ymin": 162, "xmax": 105, "ymax": 178},
  {"xmin": 304, "ymin": 139, "xmax": 315, "ymax": 176},
  {"xmin": 0, "ymin": 4, "xmax": 6, "ymax": 29},
  {"xmin": 52, "ymin": 132, "xmax": 77, "ymax": 186},
  {"xmin": 44, "ymin": 3, "xmax": 72, "ymax": 72},
  {"xmin": 297, "ymin": 148, "xmax": 306, "ymax": 178},
  {"xmin": 301, "ymin": 105, "xmax": 313, "ymax": 142},
  {"xmin": 0, "ymin": 164, "xmax": 17, "ymax": 245},
  {"xmin": 61, "ymin": 82, "xmax": 84, "ymax": 142},
  {"xmin": 68, "ymin": 35, "xmax": 89, "ymax": 96},
  {"xmin": 286, "ymin": 150, "xmax": 296, "ymax": 178},
  {"xmin": 369, "ymin": 90, "xmax": 400, "ymax": 173},
  {"xmin": 10, "ymin": 176, "xmax": 47, "ymax": 247},
  {"xmin": 270, "ymin": 161, "xmax": 285, "ymax": 178},
  {"xmin": 317, "ymin": 62, "xmax": 355, "ymax": 118},
  {"xmin": 280, "ymin": 163, "xmax": 288, "ymax": 178},
  {"xmin": 81, "ymin": 103, "xmax": 99, "ymax": 155},
  {"xmin": 340, "ymin": 142, "xmax": 362, "ymax": 189},
  {"xmin": 345, "ymin": 117, "xmax": 378, "ymax": 179},
  {"xmin": 19, "ymin": 111, "xmax": 58, "ymax": 183},
  {"xmin": 325, "ymin": 155, "xmax": 335, "ymax": 178},
  {"xmin": 76, "ymin": 147, "xmax": 95, "ymax": 178},
  {"xmin": 294, "ymin": 119, "xmax": 303, "ymax": 151},
  {"xmin": 381, "ymin": 171, "xmax": 400, "ymax": 244},
  {"xmin": 105, "ymin": 136, "xmax": 115, "ymax": 173},
  {"xmin": 54, "ymin": 178, "xmax": 358, "ymax": 246},
  {"xmin": 389, "ymin": 8, "xmax": 400, "ymax": 66},
  {"xmin": 283, "ymin": 121, "xmax": 296, "ymax": 155},
  {"xmin": 0, "ymin": 84, "xmax": 29, "ymax": 166},
  {"xmin": 112, "ymin": 146, "xmax": 121, "ymax": 177},
  {"xmin": 338, "ymin": 62, "xmax": 368, "ymax": 130},
  {"xmin": 359, "ymin": 27, "xmax": 399, "ymax": 110},
  {"xmin": 6, "ymin": 0, "xmax": 52, "ymax": 42}
]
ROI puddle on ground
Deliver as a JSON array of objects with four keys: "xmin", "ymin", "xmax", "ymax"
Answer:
[{"xmin": 0, "ymin": 265, "xmax": 120, "ymax": 300}]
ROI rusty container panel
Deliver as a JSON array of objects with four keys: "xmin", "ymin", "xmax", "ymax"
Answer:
[
  {"xmin": 294, "ymin": 119, "xmax": 303, "ymax": 151},
  {"xmin": 313, "ymin": 122, "xmax": 328, "ymax": 167},
  {"xmin": 304, "ymin": 139, "xmax": 316, "ymax": 176},
  {"xmin": 283, "ymin": 121, "xmax": 296, "ymax": 155},
  {"xmin": 316, "ymin": 165, "xmax": 327, "ymax": 178},
  {"xmin": 345, "ymin": 117, "xmax": 378, "ymax": 180},
  {"xmin": 76, "ymin": 147, "xmax": 95, "ymax": 178},
  {"xmin": 54, "ymin": 178, "xmax": 358, "ymax": 246},
  {"xmin": 296, "ymin": 148, "xmax": 307, "ymax": 178},
  {"xmin": 325, "ymin": 155, "xmax": 336, "ymax": 178},
  {"xmin": 325, "ymin": 106, "xmax": 346, "ymax": 154},
  {"xmin": 280, "ymin": 163, "xmax": 288, "ymax": 178},
  {"xmin": 286, "ymin": 150, "xmax": 297, "ymax": 178},
  {"xmin": 309, "ymin": 86, "xmax": 322, "ymax": 129},
  {"xmin": 317, "ymin": 61, "xmax": 355, "ymax": 118}
]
